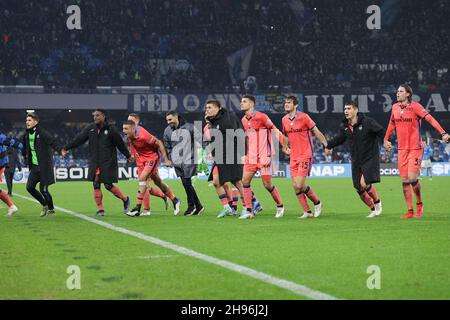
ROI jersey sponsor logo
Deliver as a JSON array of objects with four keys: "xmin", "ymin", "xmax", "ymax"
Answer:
[
  {"xmin": 285, "ymin": 128, "xmax": 308, "ymax": 133},
  {"xmin": 393, "ymin": 118, "xmax": 413, "ymax": 123}
]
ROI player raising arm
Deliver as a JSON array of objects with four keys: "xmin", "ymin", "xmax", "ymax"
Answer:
[{"xmin": 384, "ymin": 84, "xmax": 450, "ymax": 219}]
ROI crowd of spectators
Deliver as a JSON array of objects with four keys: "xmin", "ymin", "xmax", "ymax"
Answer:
[{"xmin": 1, "ymin": 0, "xmax": 449, "ymax": 91}]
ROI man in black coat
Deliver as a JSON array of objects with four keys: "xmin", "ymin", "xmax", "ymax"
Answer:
[
  {"xmin": 5, "ymin": 145, "xmax": 22, "ymax": 195},
  {"xmin": 62, "ymin": 109, "xmax": 132, "ymax": 216},
  {"xmin": 23, "ymin": 112, "xmax": 63, "ymax": 217},
  {"xmin": 204, "ymin": 100, "xmax": 246, "ymax": 217},
  {"xmin": 326, "ymin": 101, "xmax": 385, "ymax": 218}
]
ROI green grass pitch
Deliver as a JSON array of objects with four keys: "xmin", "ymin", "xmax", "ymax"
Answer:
[{"xmin": 0, "ymin": 176, "xmax": 449, "ymax": 300}]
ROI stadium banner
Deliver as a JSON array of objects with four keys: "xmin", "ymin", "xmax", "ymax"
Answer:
[
  {"xmin": 127, "ymin": 91, "xmax": 450, "ymax": 114},
  {"xmin": 309, "ymin": 164, "xmax": 351, "ymax": 178},
  {"xmin": 4, "ymin": 162, "xmax": 450, "ymax": 183},
  {"xmin": 2, "ymin": 91, "xmax": 449, "ymax": 114},
  {"xmin": 127, "ymin": 93, "xmax": 302, "ymax": 113},
  {"xmin": 379, "ymin": 163, "xmax": 400, "ymax": 176}
]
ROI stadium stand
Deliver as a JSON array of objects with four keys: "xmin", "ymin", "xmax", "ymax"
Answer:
[{"xmin": 1, "ymin": 0, "xmax": 449, "ymax": 91}]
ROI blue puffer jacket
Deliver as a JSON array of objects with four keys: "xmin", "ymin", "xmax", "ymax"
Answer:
[{"xmin": 0, "ymin": 133, "xmax": 23, "ymax": 168}]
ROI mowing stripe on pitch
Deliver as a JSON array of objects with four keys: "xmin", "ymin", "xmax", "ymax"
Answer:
[{"xmin": 14, "ymin": 192, "xmax": 339, "ymax": 300}]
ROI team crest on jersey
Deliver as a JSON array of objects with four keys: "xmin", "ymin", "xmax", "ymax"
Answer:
[
  {"xmin": 37, "ymin": 134, "xmax": 40, "ymax": 138},
  {"xmin": 104, "ymin": 130, "xmax": 108, "ymax": 135},
  {"xmin": 359, "ymin": 126, "xmax": 362, "ymax": 130}
]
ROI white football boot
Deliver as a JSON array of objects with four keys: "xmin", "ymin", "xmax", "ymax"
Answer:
[{"xmin": 275, "ymin": 206, "xmax": 285, "ymax": 218}]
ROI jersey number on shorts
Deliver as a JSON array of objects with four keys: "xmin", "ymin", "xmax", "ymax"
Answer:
[{"xmin": 302, "ymin": 161, "xmax": 309, "ymax": 170}]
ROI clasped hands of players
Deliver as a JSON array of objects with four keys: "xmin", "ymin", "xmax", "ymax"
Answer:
[
  {"xmin": 282, "ymin": 145, "xmax": 333, "ymax": 156},
  {"xmin": 442, "ymin": 133, "xmax": 450, "ymax": 143}
]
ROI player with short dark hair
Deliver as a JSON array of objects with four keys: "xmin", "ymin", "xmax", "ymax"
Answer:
[
  {"xmin": 326, "ymin": 101, "xmax": 385, "ymax": 218},
  {"xmin": 128, "ymin": 113, "xmax": 170, "ymax": 213},
  {"xmin": 239, "ymin": 95, "xmax": 288, "ymax": 219},
  {"xmin": 164, "ymin": 111, "xmax": 204, "ymax": 216},
  {"xmin": 123, "ymin": 120, "xmax": 180, "ymax": 217},
  {"xmin": 62, "ymin": 109, "xmax": 132, "ymax": 216},
  {"xmin": 283, "ymin": 96, "xmax": 327, "ymax": 219},
  {"xmin": 23, "ymin": 113, "xmax": 63, "ymax": 217},
  {"xmin": 384, "ymin": 84, "xmax": 450, "ymax": 219},
  {"xmin": 204, "ymin": 99, "xmax": 248, "ymax": 218},
  {"xmin": 203, "ymin": 114, "xmax": 258, "ymax": 217}
]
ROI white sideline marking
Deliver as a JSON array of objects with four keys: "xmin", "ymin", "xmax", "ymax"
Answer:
[
  {"xmin": 137, "ymin": 255, "xmax": 177, "ymax": 260},
  {"xmin": 13, "ymin": 192, "xmax": 339, "ymax": 300}
]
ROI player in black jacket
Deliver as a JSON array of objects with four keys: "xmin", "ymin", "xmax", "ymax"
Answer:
[
  {"xmin": 23, "ymin": 112, "xmax": 63, "ymax": 217},
  {"xmin": 326, "ymin": 101, "xmax": 385, "ymax": 218},
  {"xmin": 62, "ymin": 109, "xmax": 132, "ymax": 216},
  {"xmin": 204, "ymin": 100, "xmax": 247, "ymax": 218}
]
